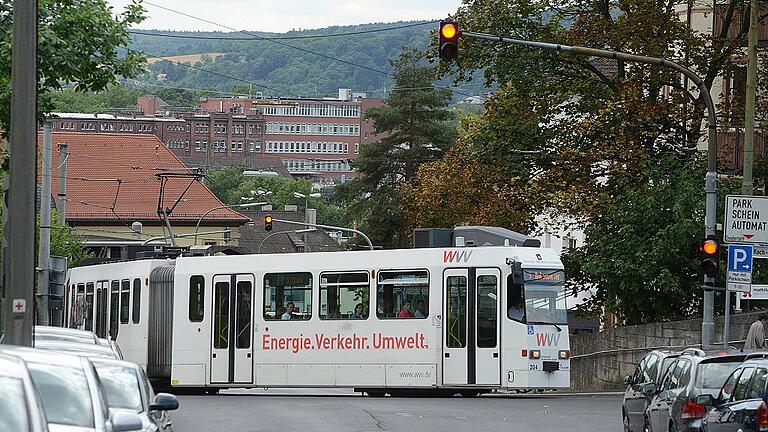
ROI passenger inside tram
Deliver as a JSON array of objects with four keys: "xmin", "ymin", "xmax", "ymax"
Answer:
[{"xmin": 507, "ymin": 285, "xmax": 526, "ymax": 322}]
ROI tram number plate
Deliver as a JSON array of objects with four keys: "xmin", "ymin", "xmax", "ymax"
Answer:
[{"xmin": 529, "ymin": 364, "xmax": 539, "ymax": 371}]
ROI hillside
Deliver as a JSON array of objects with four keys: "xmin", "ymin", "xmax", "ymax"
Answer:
[{"xmin": 128, "ymin": 21, "xmax": 488, "ymax": 99}]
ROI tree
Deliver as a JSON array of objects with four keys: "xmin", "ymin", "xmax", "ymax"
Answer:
[
  {"xmin": 0, "ymin": 0, "xmax": 146, "ymax": 137},
  {"xmin": 47, "ymin": 211, "xmax": 92, "ymax": 267},
  {"xmin": 205, "ymin": 167, "xmax": 348, "ymax": 227},
  {"xmin": 561, "ymin": 155, "xmax": 742, "ymax": 324},
  {"xmin": 337, "ymin": 48, "xmax": 456, "ymax": 248}
]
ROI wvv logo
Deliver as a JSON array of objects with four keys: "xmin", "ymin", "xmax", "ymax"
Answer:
[
  {"xmin": 443, "ymin": 250, "xmax": 473, "ymax": 263},
  {"xmin": 536, "ymin": 333, "xmax": 561, "ymax": 347}
]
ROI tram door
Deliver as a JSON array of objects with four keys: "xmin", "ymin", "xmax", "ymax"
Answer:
[
  {"xmin": 443, "ymin": 268, "xmax": 501, "ymax": 386},
  {"xmin": 210, "ymin": 274, "xmax": 255, "ymax": 385}
]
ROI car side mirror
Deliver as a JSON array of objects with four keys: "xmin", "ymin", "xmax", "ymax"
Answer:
[
  {"xmin": 150, "ymin": 393, "xmax": 179, "ymax": 411},
  {"xmin": 624, "ymin": 375, "xmax": 634, "ymax": 385},
  {"xmin": 112, "ymin": 411, "xmax": 143, "ymax": 432},
  {"xmin": 696, "ymin": 394, "xmax": 715, "ymax": 407},
  {"xmin": 641, "ymin": 383, "xmax": 657, "ymax": 396}
]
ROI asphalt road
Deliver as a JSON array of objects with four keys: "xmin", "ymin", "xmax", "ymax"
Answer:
[{"xmin": 171, "ymin": 388, "xmax": 622, "ymax": 432}]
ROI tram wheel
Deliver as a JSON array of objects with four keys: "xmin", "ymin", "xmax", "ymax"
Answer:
[
  {"xmin": 205, "ymin": 387, "xmax": 220, "ymax": 395},
  {"xmin": 459, "ymin": 390, "xmax": 479, "ymax": 398},
  {"xmin": 366, "ymin": 390, "xmax": 386, "ymax": 397}
]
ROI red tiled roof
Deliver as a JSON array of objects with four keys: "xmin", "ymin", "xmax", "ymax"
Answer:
[{"xmin": 39, "ymin": 132, "xmax": 249, "ymax": 225}]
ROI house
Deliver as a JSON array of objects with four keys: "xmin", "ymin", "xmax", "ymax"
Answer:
[{"xmin": 39, "ymin": 132, "xmax": 250, "ymax": 256}]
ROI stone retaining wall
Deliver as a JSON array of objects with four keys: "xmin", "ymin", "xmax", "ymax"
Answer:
[{"xmin": 570, "ymin": 312, "xmax": 765, "ymax": 392}]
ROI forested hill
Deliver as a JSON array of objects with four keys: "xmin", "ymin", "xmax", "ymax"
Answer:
[{"xmin": 128, "ymin": 21, "xmax": 487, "ymax": 99}]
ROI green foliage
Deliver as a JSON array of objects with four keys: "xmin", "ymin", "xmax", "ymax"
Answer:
[
  {"xmin": 0, "ymin": 0, "xmax": 147, "ymax": 137},
  {"xmin": 562, "ymin": 156, "xmax": 741, "ymax": 324},
  {"xmin": 47, "ymin": 212, "xmax": 93, "ymax": 267},
  {"xmin": 337, "ymin": 49, "xmax": 457, "ymax": 248},
  {"xmin": 128, "ymin": 23, "xmax": 487, "ymax": 99},
  {"xmin": 205, "ymin": 167, "xmax": 348, "ymax": 227}
]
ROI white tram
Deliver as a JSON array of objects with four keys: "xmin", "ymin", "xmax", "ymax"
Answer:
[{"xmin": 66, "ymin": 245, "xmax": 570, "ymax": 395}]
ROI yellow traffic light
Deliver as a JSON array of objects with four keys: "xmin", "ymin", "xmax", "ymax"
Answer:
[
  {"xmin": 702, "ymin": 239, "xmax": 718, "ymax": 255},
  {"xmin": 265, "ymin": 215, "xmax": 273, "ymax": 232},
  {"xmin": 440, "ymin": 22, "xmax": 458, "ymax": 40}
]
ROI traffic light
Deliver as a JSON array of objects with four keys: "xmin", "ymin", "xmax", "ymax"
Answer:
[
  {"xmin": 264, "ymin": 215, "xmax": 273, "ymax": 232},
  {"xmin": 699, "ymin": 238, "xmax": 720, "ymax": 278},
  {"xmin": 439, "ymin": 19, "xmax": 460, "ymax": 62}
]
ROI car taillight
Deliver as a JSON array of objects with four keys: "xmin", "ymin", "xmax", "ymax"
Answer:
[
  {"xmin": 758, "ymin": 402, "xmax": 768, "ymax": 431},
  {"xmin": 681, "ymin": 399, "xmax": 707, "ymax": 419}
]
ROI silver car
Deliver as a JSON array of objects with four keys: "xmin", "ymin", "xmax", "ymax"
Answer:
[
  {"xmin": 34, "ymin": 340, "xmax": 121, "ymax": 359},
  {"xmin": 0, "ymin": 346, "xmax": 142, "ymax": 432},
  {"xmin": 92, "ymin": 358, "xmax": 178, "ymax": 432},
  {"xmin": 34, "ymin": 326, "xmax": 99, "ymax": 344},
  {"xmin": 0, "ymin": 353, "xmax": 48, "ymax": 432}
]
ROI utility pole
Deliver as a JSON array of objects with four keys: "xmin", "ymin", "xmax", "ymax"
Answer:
[
  {"xmin": 742, "ymin": 0, "xmax": 759, "ymax": 196},
  {"xmin": 3, "ymin": 0, "xmax": 38, "ymax": 346},
  {"xmin": 57, "ymin": 143, "xmax": 68, "ymax": 225},
  {"xmin": 37, "ymin": 123, "xmax": 53, "ymax": 326},
  {"xmin": 458, "ymin": 29, "xmax": 719, "ymax": 347}
]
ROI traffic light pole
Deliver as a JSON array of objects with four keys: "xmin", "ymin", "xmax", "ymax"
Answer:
[
  {"xmin": 460, "ymin": 30, "xmax": 719, "ymax": 347},
  {"xmin": 268, "ymin": 217, "xmax": 374, "ymax": 251}
]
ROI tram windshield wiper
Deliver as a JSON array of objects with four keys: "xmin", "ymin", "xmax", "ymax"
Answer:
[{"xmin": 528, "ymin": 321, "xmax": 563, "ymax": 332}]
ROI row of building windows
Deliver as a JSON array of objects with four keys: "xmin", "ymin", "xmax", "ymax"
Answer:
[
  {"xmin": 193, "ymin": 123, "xmax": 261, "ymax": 135},
  {"xmin": 283, "ymin": 159, "xmax": 351, "ymax": 173},
  {"xmin": 262, "ymin": 103, "xmax": 360, "ymax": 118},
  {"xmin": 166, "ymin": 139, "xmax": 189, "ymax": 149},
  {"xmin": 166, "ymin": 124, "xmax": 189, "ymax": 132},
  {"xmin": 266, "ymin": 140, "xmax": 348, "ymax": 154},
  {"xmin": 193, "ymin": 140, "xmax": 261, "ymax": 152},
  {"xmin": 265, "ymin": 122, "xmax": 360, "ymax": 136}
]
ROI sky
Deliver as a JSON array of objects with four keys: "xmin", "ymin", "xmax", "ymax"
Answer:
[{"xmin": 107, "ymin": 0, "xmax": 463, "ymax": 33}]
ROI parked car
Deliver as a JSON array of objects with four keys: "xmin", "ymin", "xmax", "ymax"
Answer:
[
  {"xmin": 98, "ymin": 337, "xmax": 125, "ymax": 360},
  {"xmin": 34, "ymin": 340, "xmax": 122, "ymax": 359},
  {"xmin": 698, "ymin": 354, "xmax": 768, "ymax": 432},
  {"xmin": 644, "ymin": 348, "xmax": 747, "ymax": 432},
  {"xmin": 623, "ymin": 350, "xmax": 681, "ymax": 432},
  {"xmin": 0, "ymin": 345, "xmax": 142, "ymax": 432},
  {"xmin": 0, "ymin": 353, "xmax": 48, "ymax": 432},
  {"xmin": 34, "ymin": 326, "xmax": 99, "ymax": 344},
  {"xmin": 92, "ymin": 358, "xmax": 178, "ymax": 432}
]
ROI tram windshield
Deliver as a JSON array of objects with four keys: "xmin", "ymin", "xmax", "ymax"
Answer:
[
  {"xmin": 523, "ymin": 269, "xmax": 567, "ymax": 325},
  {"xmin": 507, "ymin": 269, "xmax": 567, "ymax": 325}
]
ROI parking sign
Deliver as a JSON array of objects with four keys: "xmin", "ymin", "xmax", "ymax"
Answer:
[{"xmin": 727, "ymin": 244, "xmax": 753, "ymax": 292}]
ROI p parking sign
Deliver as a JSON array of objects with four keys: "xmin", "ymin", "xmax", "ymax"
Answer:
[{"xmin": 727, "ymin": 244, "xmax": 753, "ymax": 292}]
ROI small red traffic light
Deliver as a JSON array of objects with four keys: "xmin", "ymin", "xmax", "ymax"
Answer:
[{"xmin": 699, "ymin": 238, "xmax": 720, "ymax": 277}]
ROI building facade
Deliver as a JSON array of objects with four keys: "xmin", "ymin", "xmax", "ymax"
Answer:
[{"xmin": 194, "ymin": 89, "xmax": 386, "ymax": 185}]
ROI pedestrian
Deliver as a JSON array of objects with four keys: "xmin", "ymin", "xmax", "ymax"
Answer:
[
  {"xmin": 744, "ymin": 313, "xmax": 768, "ymax": 350},
  {"xmin": 282, "ymin": 302, "xmax": 295, "ymax": 320},
  {"xmin": 398, "ymin": 302, "xmax": 414, "ymax": 318}
]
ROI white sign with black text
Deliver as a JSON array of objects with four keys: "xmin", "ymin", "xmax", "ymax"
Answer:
[{"xmin": 725, "ymin": 195, "xmax": 768, "ymax": 244}]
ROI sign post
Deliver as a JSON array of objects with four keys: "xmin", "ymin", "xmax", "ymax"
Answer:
[{"xmin": 725, "ymin": 244, "xmax": 754, "ymax": 348}]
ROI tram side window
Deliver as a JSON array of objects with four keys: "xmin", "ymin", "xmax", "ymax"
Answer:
[
  {"xmin": 319, "ymin": 272, "xmax": 369, "ymax": 320},
  {"xmin": 507, "ymin": 275, "xmax": 525, "ymax": 322},
  {"xmin": 85, "ymin": 282, "xmax": 94, "ymax": 331},
  {"xmin": 263, "ymin": 272, "xmax": 312, "ymax": 320},
  {"xmin": 189, "ymin": 276, "xmax": 205, "ymax": 322},
  {"xmin": 109, "ymin": 280, "xmax": 120, "ymax": 339},
  {"xmin": 120, "ymin": 279, "xmax": 130, "ymax": 324},
  {"xmin": 72, "ymin": 283, "xmax": 85, "ymax": 327},
  {"xmin": 377, "ymin": 270, "xmax": 429, "ymax": 319},
  {"xmin": 132, "ymin": 278, "xmax": 141, "ymax": 324}
]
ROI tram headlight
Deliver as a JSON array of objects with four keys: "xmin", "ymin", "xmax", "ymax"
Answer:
[
  {"xmin": 559, "ymin": 350, "xmax": 571, "ymax": 359},
  {"xmin": 529, "ymin": 350, "xmax": 541, "ymax": 360}
]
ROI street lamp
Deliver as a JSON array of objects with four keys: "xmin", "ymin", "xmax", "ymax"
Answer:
[
  {"xmin": 293, "ymin": 191, "xmax": 321, "ymax": 209},
  {"xmin": 194, "ymin": 202, "xmax": 265, "ymax": 245},
  {"xmin": 253, "ymin": 189, "xmax": 274, "ymax": 200},
  {"xmin": 243, "ymin": 170, "xmax": 279, "ymax": 177}
]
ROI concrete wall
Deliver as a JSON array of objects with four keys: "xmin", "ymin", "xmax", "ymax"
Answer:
[{"xmin": 570, "ymin": 311, "xmax": 766, "ymax": 392}]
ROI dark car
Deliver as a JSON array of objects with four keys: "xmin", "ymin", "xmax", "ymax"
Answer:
[
  {"xmin": 699, "ymin": 354, "xmax": 768, "ymax": 432},
  {"xmin": 645, "ymin": 348, "xmax": 747, "ymax": 432},
  {"xmin": 624, "ymin": 350, "xmax": 681, "ymax": 432}
]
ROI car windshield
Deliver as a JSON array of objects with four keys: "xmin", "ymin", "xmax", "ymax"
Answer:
[
  {"xmin": 27, "ymin": 362, "xmax": 94, "ymax": 428},
  {"xmin": 0, "ymin": 376, "xmax": 30, "ymax": 432},
  {"xmin": 93, "ymin": 363, "xmax": 142, "ymax": 412},
  {"xmin": 696, "ymin": 361, "xmax": 743, "ymax": 389}
]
